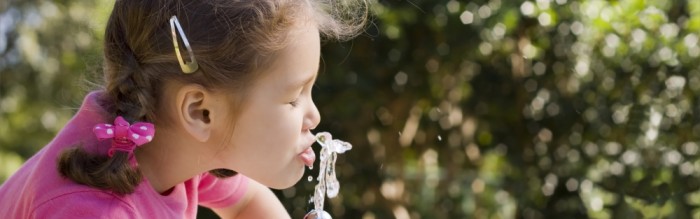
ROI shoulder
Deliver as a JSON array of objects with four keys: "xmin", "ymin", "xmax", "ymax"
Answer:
[
  {"xmin": 195, "ymin": 172, "xmax": 250, "ymax": 209},
  {"xmin": 32, "ymin": 190, "xmax": 138, "ymax": 218},
  {"xmin": 196, "ymin": 172, "xmax": 249, "ymax": 194}
]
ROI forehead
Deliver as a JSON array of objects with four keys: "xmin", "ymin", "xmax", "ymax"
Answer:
[{"xmin": 255, "ymin": 22, "xmax": 321, "ymax": 88}]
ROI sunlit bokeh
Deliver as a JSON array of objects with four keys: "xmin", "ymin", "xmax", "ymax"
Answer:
[{"xmin": 3, "ymin": 0, "xmax": 700, "ymax": 218}]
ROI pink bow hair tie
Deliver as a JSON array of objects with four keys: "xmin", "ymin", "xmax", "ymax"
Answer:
[{"xmin": 93, "ymin": 116, "xmax": 155, "ymax": 157}]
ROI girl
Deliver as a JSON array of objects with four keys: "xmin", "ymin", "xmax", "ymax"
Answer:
[{"xmin": 0, "ymin": 0, "xmax": 366, "ymax": 218}]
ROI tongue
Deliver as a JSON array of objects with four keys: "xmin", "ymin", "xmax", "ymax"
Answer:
[{"xmin": 299, "ymin": 147, "xmax": 316, "ymax": 168}]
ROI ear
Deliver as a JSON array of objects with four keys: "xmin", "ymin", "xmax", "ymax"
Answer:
[{"xmin": 176, "ymin": 85, "xmax": 213, "ymax": 142}]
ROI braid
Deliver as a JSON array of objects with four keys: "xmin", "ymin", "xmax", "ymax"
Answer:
[
  {"xmin": 103, "ymin": 8, "xmax": 157, "ymax": 123},
  {"xmin": 57, "ymin": 8, "xmax": 155, "ymax": 195},
  {"xmin": 105, "ymin": 43, "xmax": 156, "ymax": 123}
]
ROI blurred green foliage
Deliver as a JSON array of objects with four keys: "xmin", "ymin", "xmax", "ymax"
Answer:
[{"xmin": 3, "ymin": 0, "xmax": 700, "ymax": 218}]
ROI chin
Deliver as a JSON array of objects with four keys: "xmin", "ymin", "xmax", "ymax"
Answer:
[{"xmin": 266, "ymin": 166, "xmax": 305, "ymax": 189}]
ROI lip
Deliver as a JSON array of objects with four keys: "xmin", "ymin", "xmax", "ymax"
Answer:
[
  {"xmin": 298, "ymin": 134, "xmax": 317, "ymax": 167},
  {"xmin": 298, "ymin": 146, "xmax": 316, "ymax": 168},
  {"xmin": 301, "ymin": 133, "xmax": 317, "ymax": 150}
]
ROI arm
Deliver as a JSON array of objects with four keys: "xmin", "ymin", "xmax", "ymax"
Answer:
[{"xmin": 211, "ymin": 179, "xmax": 290, "ymax": 219}]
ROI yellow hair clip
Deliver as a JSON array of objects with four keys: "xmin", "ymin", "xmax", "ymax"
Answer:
[{"xmin": 169, "ymin": 16, "xmax": 199, "ymax": 74}]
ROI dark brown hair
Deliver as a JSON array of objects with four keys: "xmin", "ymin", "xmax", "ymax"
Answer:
[{"xmin": 57, "ymin": 0, "xmax": 368, "ymax": 195}]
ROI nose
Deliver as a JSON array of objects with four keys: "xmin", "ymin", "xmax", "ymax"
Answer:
[{"xmin": 304, "ymin": 99, "xmax": 321, "ymax": 131}]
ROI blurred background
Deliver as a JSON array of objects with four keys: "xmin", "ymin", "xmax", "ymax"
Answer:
[{"xmin": 2, "ymin": 0, "xmax": 700, "ymax": 218}]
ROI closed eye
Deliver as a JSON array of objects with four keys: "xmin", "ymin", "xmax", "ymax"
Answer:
[{"xmin": 289, "ymin": 98, "xmax": 299, "ymax": 107}]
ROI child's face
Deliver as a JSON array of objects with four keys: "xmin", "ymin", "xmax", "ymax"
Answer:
[{"xmin": 220, "ymin": 22, "xmax": 322, "ymax": 189}]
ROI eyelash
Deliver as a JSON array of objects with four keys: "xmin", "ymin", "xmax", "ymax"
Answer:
[
  {"xmin": 290, "ymin": 86, "xmax": 312, "ymax": 107},
  {"xmin": 289, "ymin": 98, "xmax": 299, "ymax": 107}
]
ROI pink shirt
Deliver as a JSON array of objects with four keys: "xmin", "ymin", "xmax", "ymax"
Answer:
[{"xmin": 0, "ymin": 92, "xmax": 249, "ymax": 218}]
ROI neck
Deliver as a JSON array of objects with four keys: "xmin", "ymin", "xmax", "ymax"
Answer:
[{"xmin": 134, "ymin": 128, "xmax": 209, "ymax": 194}]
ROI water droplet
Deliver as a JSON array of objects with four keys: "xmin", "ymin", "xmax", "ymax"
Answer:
[
  {"xmin": 308, "ymin": 176, "xmax": 313, "ymax": 182},
  {"xmin": 438, "ymin": 135, "xmax": 442, "ymax": 141}
]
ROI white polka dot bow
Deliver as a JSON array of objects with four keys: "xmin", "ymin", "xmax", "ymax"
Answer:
[{"xmin": 93, "ymin": 116, "xmax": 155, "ymax": 157}]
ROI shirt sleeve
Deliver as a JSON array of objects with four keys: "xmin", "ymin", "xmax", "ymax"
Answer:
[
  {"xmin": 197, "ymin": 172, "xmax": 250, "ymax": 209},
  {"xmin": 32, "ymin": 191, "xmax": 138, "ymax": 219}
]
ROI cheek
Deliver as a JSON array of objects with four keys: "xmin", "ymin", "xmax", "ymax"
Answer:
[
  {"xmin": 226, "ymin": 111, "xmax": 301, "ymax": 169},
  {"xmin": 231, "ymin": 107, "xmax": 300, "ymax": 149}
]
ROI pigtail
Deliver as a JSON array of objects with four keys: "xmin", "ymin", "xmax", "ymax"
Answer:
[
  {"xmin": 58, "ymin": 149, "xmax": 141, "ymax": 195},
  {"xmin": 57, "ymin": 5, "xmax": 154, "ymax": 195}
]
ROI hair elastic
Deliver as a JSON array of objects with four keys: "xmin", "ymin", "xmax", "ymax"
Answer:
[
  {"xmin": 169, "ymin": 16, "xmax": 199, "ymax": 74},
  {"xmin": 93, "ymin": 116, "xmax": 155, "ymax": 157}
]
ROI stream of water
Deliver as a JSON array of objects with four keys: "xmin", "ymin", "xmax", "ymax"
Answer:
[{"xmin": 303, "ymin": 132, "xmax": 352, "ymax": 219}]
